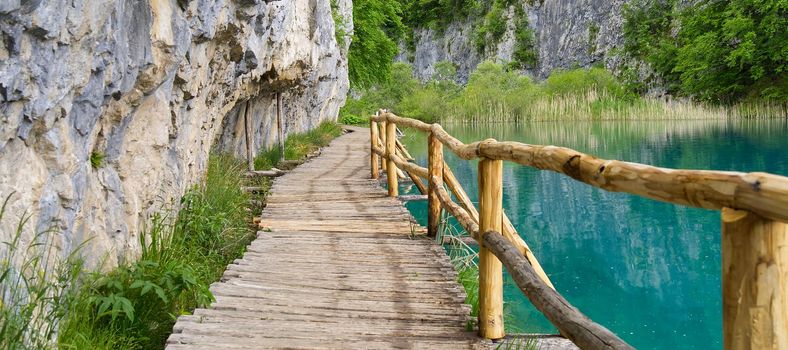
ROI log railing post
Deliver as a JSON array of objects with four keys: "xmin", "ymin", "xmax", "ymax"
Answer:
[
  {"xmin": 370, "ymin": 119, "xmax": 380, "ymax": 179},
  {"xmin": 478, "ymin": 155, "xmax": 505, "ymax": 340},
  {"xmin": 379, "ymin": 121, "xmax": 387, "ymax": 172},
  {"xmin": 427, "ymin": 132, "xmax": 444, "ymax": 237},
  {"xmin": 721, "ymin": 208, "xmax": 787, "ymax": 350},
  {"xmin": 385, "ymin": 121, "xmax": 398, "ymax": 197}
]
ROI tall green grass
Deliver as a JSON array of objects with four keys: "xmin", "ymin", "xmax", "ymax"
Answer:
[
  {"xmin": 254, "ymin": 121, "xmax": 343, "ymax": 170},
  {"xmin": 0, "ymin": 153, "xmax": 261, "ymax": 349},
  {"xmin": 0, "ymin": 194, "xmax": 85, "ymax": 350},
  {"xmin": 341, "ymin": 61, "xmax": 787, "ymax": 122},
  {"xmin": 57, "ymin": 154, "xmax": 254, "ymax": 349}
]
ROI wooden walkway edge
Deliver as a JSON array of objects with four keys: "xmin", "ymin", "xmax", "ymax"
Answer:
[{"xmin": 167, "ymin": 127, "xmax": 489, "ymax": 349}]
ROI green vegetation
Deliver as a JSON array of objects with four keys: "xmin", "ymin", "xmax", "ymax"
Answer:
[
  {"xmin": 90, "ymin": 152, "xmax": 105, "ymax": 168},
  {"xmin": 347, "ymin": 0, "xmax": 404, "ymax": 88},
  {"xmin": 475, "ymin": 0, "xmax": 510, "ymax": 53},
  {"xmin": 510, "ymin": 13, "xmax": 537, "ymax": 70},
  {"xmin": 330, "ymin": 0, "xmax": 349, "ymax": 47},
  {"xmin": 623, "ymin": 0, "xmax": 787, "ymax": 103},
  {"xmin": 0, "ymin": 194, "xmax": 84, "ymax": 350},
  {"xmin": 342, "ymin": 60, "xmax": 760, "ymax": 122},
  {"xmin": 58, "ymin": 154, "xmax": 256, "ymax": 349},
  {"xmin": 397, "ymin": 0, "xmax": 480, "ymax": 32},
  {"xmin": 254, "ymin": 121, "xmax": 343, "ymax": 170},
  {"xmin": 339, "ymin": 114, "xmax": 369, "ymax": 126},
  {"xmin": 587, "ymin": 22, "xmax": 599, "ymax": 55},
  {"xmin": 1, "ymin": 153, "xmax": 271, "ymax": 349}
]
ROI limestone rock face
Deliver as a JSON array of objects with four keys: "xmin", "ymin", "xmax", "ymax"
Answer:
[
  {"xmin": 0, "ymin": 0, "xmax": 350, "ymax": 267},
  {"xmin": 405, "ymin": 0, "xmax": 629, "ymax": 82}
]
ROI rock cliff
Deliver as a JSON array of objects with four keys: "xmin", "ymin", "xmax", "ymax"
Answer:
[
  {"xmin": 403, "ymin": 0, "xmax": 629, "ymax": 82},
  {"xmin": 0, "ymin": 0, "xmax": 351, "ymax": 267}
]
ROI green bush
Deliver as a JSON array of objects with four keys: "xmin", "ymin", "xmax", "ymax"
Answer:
[
  {"xmin": 543, "ymin": 67, "xmax": 630, "ymax": 98},
  {"xmin": 339, "ymin": 114, "xmax": 369, "ymax": 126}
]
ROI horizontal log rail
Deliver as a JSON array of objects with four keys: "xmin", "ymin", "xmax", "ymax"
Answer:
[
  {"xmin": 372, "ymin": 111, "xmax": 788, "ymax": 223},
  {"xmin": 368, "ymin": 110, "xmax": 788, "ymax": 349}
]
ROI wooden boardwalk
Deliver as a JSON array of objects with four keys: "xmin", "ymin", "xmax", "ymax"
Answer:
[{"xmin": 167, "ymin": 128, "xmax": 488, "ymax": 349}]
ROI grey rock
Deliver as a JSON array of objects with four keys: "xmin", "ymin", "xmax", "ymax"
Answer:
[
  {"xmin": 402, "ymin": 0, "xmax": 632, "ymax": 82},
  {"xmin": 0, "ymin": 0, "xmax": 351, "ymax": 269}
]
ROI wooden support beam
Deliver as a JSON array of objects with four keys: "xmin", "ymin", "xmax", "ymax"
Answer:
[
  {"xmin": 483, "ymin": 231, "xmax": 634, "ymax": 350},
  {"xmin": 379, "ymin": 121, "xmax": 387, "ymax": 172},
  {"xmin": 245, "ymin": 169, "xmax": 286, "ymax": 177},
  {"xmin": 386, "ymin": 121, "xmax": 398, "ymax": 197},
  {"xmin": 244, "ymin": 100, "xmax": 254, "ymax": 171},
  {"xmin": 478, "ymin": 157, "xmax": 505, "ymax": 340},
  {"xmin": 722, "ymin": 208, "xmax": 788, "ymax": 350},
  {"xmin": 276, "ymin": 92, "xmax": 285, "ymax": 161},
  {"xmin": 398, "ymin": 195, "xmax": 428, "ymax": 202},
  {"xmin": 370, "ymin": 120, "xmax": 380, "ymax": 179},
  {"xmin": 428, "ymin": 132, "xmax": 444, "ymax": 238}
]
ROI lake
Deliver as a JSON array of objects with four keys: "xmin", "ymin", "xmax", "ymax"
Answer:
[{"xmin": 396, "ymin": 118, "xmax": 788, "ymax": 350}]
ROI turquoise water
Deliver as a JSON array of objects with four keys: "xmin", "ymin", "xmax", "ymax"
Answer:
[{"xmin": 396, "ymin": 119, "xmax": 788, "ymax": 350}]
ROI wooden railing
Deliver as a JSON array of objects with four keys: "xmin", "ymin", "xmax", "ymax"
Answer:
[{"xmin": 368, "ymin": 110, "xmax": 788, "ymax": 350}]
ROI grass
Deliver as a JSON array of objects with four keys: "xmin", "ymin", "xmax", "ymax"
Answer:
[
  {"xmin": 254, "ymin": 121, "xmax": 343, "ymax": 170},
  {"xmin": 341, "ymin": 61, "xmax": 787, "ymax": 123},
  {"xmin": 90, "ymin": 152, "xmax": 105, "ymax": 168},
  {"xmin": 57, "ymin": 153, "xmax": 256, "ymax": 349},
  {"xmin": 0, "ymin": 194, "xmax": 85, "ymax": 350}
]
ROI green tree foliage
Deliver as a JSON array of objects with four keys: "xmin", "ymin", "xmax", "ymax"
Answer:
[
  {"xmin": 348, "ymin": 0, "xmax": 405, "ymax": 88},
  {"xmin": 397, "ymin": 0, "xmax": 481, "ymax": 31},
  {"xmin": 623, "ymin": 0, "xmax": 788, "ymax": 102}
]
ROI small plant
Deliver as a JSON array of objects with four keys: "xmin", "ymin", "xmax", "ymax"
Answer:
[{"xmin": 90, "ymin": 152, "xmax": 105, "ymax": 168}]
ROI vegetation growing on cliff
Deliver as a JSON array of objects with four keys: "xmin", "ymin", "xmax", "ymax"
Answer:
[{"xmin": 623, "ymin": 0, "xmax": 787, "ymax": 103}]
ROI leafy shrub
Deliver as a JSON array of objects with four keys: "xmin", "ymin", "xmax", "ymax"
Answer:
[
  {"xmin": 339, "ymin": 114, "xmax": 369, "ymax": 126},
  {"xmin": 347, "ymin": 0, "xmax": 404, "ymax": 88}
]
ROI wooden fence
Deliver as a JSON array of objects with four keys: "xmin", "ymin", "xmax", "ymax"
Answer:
[{"xmin": 369, "ymin": 110, "xmax": 788, "ymax": 350}]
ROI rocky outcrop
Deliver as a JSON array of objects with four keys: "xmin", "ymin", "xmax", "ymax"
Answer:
[
  {"xmin": 0, "ymin": 0, "xmax": 351, "ymax": 267},
  {"xmin": 404, "ymin": 0, "xmax": 629, "ymax": 82}
]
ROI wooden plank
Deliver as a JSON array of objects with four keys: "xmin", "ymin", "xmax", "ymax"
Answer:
[{"xmin": 170, "ymin": 126, "xmax": 484, "ymax": 349}]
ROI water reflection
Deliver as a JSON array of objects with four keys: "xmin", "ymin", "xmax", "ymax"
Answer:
[{"xmin": 399, "ymin": 118, "xmax": 788, "ymax": 349}]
